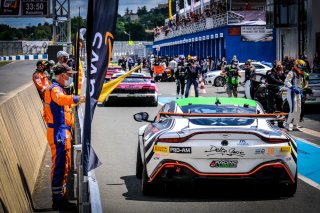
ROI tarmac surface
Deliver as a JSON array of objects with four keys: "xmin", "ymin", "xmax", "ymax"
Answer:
[{"xmin": 0, "ymin": 61, "xmax": 320, "ymax": 212}]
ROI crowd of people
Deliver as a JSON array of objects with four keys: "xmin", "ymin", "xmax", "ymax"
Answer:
[
  {"xmin": 154, "ymin": 0, "xmax": 227, "ymax": 37},
  {"xmin": 32, "ymin": 51, "xmax": 85, "ymax": 211},
  {"xmin": 144, "ymin": 52, "xmax": 319, "ymax": 132}
]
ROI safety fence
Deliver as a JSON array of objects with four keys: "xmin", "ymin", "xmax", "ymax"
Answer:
[
  {"xmin": 0, "ymin": 41, "xmax": 50, "ymax": 56},
  {"xmin": 0, "ymin": 83, "xmax": 47, "ymax": 212}
]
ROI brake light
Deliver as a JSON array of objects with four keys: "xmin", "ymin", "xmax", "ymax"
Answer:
[
  {"xmin": 156, "ymin": 137, "xmax": 188, "ymax": 143},
  {"xmin": 142, "ymin": 86, "xmax": 155, "ymax": 91},
  {"xmin": 266, "ymin": 138, "xmax": 289, "ymax": 143}
]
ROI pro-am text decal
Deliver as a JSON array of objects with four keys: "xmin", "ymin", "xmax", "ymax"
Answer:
[{"xmin": 169, "ymin": 147, "xmax": 192, "ymax": 154}]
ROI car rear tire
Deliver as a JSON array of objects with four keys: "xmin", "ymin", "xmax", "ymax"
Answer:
[
  {"xmin": 142, "ymin": 163, "xmax": 155, "ymax": 195},
  {"xmin": 214, "ymin": 76, "xmax": 226, "ymax": 87},
  {"xmin": 136, "ymin": 143, "xmax": 143, "ymax": 179},
  {"xmin": 280, "ymin": 169, "xmax": 297, "ymax": 197},
  {"xmin": 150, "ymin": 97, "xmax": 158, "ymax": 107}
]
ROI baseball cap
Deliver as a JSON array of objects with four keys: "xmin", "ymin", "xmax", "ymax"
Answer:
[
  {"xmin": 36, "ymin": 60, "xmax": 48, "ymax": 66},
  {"xmin": 53, "ymin": 64, "xmax": 77, "ymax": 75}
]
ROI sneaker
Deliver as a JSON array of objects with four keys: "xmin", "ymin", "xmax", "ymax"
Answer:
[
  {"xmin": 52, "ymin": 198, "xmax": 77, "ymax": 211},
  {"xmin": 284, "ymin": 123, "xmax": 291, "ymax": 131},
  {"xmin": 293, "ymin": 125, "xmax": 300, "ymax": 131}
]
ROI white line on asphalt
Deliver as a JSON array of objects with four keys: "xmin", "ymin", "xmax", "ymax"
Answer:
[
  {"xmin": 300, "ymin": 127, "xmax": 320, "ymax": 139},
  {"xmin": 0, "ymin": 92, "xmax": 5, "ymax": 95},
  {"xmin": 298, "ymin": 174, "xmax": 320, "ymax": 190}
]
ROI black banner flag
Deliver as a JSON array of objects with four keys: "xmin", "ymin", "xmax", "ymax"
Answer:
[{"xmin": 83, "ymin": 0, "xmax": 119, "ymax": 176}]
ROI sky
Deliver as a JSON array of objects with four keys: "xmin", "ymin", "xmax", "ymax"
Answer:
[{"xmin": 0, "ymin": 0, "xmax": 167, "ymax": 28}]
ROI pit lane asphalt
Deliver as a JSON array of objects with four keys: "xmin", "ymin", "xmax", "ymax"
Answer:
[
  {"xmin": 2, "ymin": 62, "xmax": 320, "ymax": 212},
  {"xmin": 92, "ymin": 76, "xmax": 320, "ymax": 212}
]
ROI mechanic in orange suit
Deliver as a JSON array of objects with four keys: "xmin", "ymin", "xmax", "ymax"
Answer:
[
  {"xmin": 32, "ymin": 60, "xmax": 50, "ymax": 100},
  {"xmin": 43, "ymin": 64, "xmax": 85, "ymax": 211}
]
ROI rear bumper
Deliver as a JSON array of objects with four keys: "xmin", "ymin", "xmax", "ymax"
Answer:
[
  {"xmin": 149, "ymin": 160, "xmax": 295, "ymax": 184},
  {"xmin": 107, "ymin": 94, "xmax": 157, "ymax": 101}
]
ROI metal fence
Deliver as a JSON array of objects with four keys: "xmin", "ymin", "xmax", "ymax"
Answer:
[
  {"xmin": 112, "ymin": 41, "xmax": 153, "ymax": 60},
  {"xmin": 0, "ymin": 41, "xmax": 51, "ymax": 56}
]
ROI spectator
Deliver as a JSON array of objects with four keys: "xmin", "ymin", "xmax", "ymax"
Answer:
[
  {"xmin": 185, "ymin": 61, "xmax": 200, "ymax": 98},
  {"xmin": 221, "ymin": 60, "xmax": 241, "ymax": 97},
  {"xmin": 244, "ymin": 59, "xmax": 256, "ymax": 83},
  {"xmin": 43, "ymin": 64, "xmax": 85, "ymax": 211},
  {"xmin": 175, "ymin": 61, "xmax": 186, "ymax": 99}
]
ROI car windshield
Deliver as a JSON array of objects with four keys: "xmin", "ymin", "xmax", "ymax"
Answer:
[
  {"xmin": 113, "ymin": 77, "xmax": 150, "ymax": 83},
  {"xmin": 180, "ymin": 104, "xmax": 256, "ymax": 126}
]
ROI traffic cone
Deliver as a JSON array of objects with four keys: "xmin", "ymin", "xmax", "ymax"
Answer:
[{"xmin": 199, "ymin": 77, "xmax": 207, "ymax": 94}]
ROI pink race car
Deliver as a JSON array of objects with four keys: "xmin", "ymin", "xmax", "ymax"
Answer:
[
  {"xmin": 105, "ymin": 65, "xmax": 124, "ymax": 82},
  {"xmin": 103, "ymin": 73, "xmax": 158, "ymax": 107}
]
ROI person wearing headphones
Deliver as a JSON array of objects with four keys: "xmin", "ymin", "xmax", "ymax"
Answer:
[{"xmin": 284, "ymin": 59, "xmax": 305, "ymax": 131}]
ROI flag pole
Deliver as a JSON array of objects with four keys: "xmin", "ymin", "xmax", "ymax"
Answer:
[{"xmin": 75, "ymin": 7, "xmax": 80, "ymax": 96}]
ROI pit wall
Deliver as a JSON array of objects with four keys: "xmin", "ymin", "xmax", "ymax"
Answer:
[{"xmin": 0, "ymin": 83, "xmax": 47, "ymax": 212}]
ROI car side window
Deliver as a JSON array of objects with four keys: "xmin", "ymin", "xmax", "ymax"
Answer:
[
  {"xmin": 254, "ymin": 64, "xmax": 265, "ymax": 69},
  {"xmin": 155, "ymin": 102, "xmax": 176, "ymax": 122}
]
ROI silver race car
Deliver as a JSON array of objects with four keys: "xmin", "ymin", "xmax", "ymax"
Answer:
[{"xmin": 134, "ymin": 97, "xmax": 297, "ymax": 196}]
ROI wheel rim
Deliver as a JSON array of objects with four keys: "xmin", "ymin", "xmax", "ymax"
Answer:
[{"xmin": 215, "ymin": 77, "xmax": 225, "ymax": 87}]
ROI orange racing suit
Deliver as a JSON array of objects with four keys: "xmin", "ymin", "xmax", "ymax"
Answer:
[
  {"xmin": 32, "ymin": 69, "xmax": 50, "ymax": 100},
  {"xmin": 43, "ymin": 80, "xmax": 80, "ymax": 201}
]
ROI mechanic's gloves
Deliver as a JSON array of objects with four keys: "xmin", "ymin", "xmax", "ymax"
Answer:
[{"xmin": 291, "ymin": 86, "xmax": 301, "ymax": 94}]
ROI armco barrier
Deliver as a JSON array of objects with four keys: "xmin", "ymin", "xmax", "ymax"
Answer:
[{"xmin": 0, "ymin": 83, "xmax": 47, "ymax": 212}]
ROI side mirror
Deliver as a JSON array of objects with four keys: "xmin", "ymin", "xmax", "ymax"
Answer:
[
  {"xmin": 133, "ymin": 112, "xmax": 151, "ymax": 122},
  {"xmin": 151, "ymin": 80, "xmax": 155, "ymax": 83}
]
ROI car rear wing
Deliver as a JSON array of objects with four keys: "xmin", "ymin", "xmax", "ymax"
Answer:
[{"xmin": 159, "ymin": 112, "xmax": 288, "ymax": 119}]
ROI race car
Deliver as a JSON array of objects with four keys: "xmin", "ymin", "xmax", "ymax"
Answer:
[
  {"xmin": 104, "ymin": 73, "xmax": 158, "ymax": 106},
  {"xmin": 105, "ymin": 65, "xmax": 124, "ymax": 82},
  {"xmin": 133, "ymin": 97, "xmax": 297, "ymax": 196}
]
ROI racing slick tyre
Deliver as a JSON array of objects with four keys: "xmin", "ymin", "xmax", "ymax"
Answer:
[
  {"xmin": 142, "ymin": 163, "xmax": 156, "ymax": 195},
  {"xmin": 136, "ymin": 143, "xmax": 143, "ymax": 179},
  {"xmin": 214, "ymin": 76, "xmax": 226, "ymax": 87},
  {"xmin": 150, "ymin": 97, "xmax": 158, "ymax": 107},
  {"xmin": 280, "ymin": 170, "xmax": 297, "ymax": 197}
]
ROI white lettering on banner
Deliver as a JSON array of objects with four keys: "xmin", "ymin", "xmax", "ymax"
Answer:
[
  {"xmin": 92, "ymin": 33, "xmax": 103, "ymax": 49},
  {"xmin": 90, "ymin": 79, "xmax": 95, "ymax": 97},
  {"xmin": 89, "ymin": 32, "xmax": 104, "ymax": 97}
]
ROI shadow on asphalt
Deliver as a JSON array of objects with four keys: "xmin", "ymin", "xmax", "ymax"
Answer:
[{"xmin": 121, "ymin": 175, "xmax": 288, "ymax": 202}]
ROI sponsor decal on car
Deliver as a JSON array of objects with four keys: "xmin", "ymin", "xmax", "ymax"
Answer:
[
  {"xmin": 280, "ymin": 146, "xmax": 291, "ymax": 154},
  {"xmin": 153, "ymin": 145, "xmax": 169, "ymax": 153},
  {"xmin": 210, "ymin": 159, "xmax": 238, "ymax": 168},
  {"xmin": 204, "ymin": 146, "xmax": 245, "ymax": 157},
  {"xmin": 237, "ymin": 140, "xmax": 249, "ymax": 146},
  {"xmin": 255, "ymin": 148, "xmax": 265, "ymax": 154},
  {"xmin": 267, "ymin": 147, "xmax": 275, "ymax": 155},
  {"xmin": 169, "ymin": 147, "xmax": 192, "ymax": 153}
]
